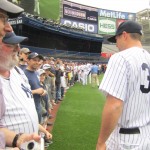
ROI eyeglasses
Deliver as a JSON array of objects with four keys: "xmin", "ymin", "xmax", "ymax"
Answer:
[{"xmin": 0, "ymin": 12, "xmax": 8, "ymax": 24}]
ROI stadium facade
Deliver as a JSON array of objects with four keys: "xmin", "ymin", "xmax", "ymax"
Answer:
[{"xmin": 9, "ymin": 0, "xmax": 150, "ymax": 61}]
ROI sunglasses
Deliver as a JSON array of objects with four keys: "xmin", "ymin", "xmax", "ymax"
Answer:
[{"xmin": 0, "ymin": 12, "xmax": 8, "ymax": 24}]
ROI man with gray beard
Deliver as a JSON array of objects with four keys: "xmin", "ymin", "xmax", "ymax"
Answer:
[
  {"xmin": 0, "ymin": 0, "xmax": 52, "ymax": 149},
  {"xmin": 0, "ymin": 31, "xmax": 41, "ymax": 149}
]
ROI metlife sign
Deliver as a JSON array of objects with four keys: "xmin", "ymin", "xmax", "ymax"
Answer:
[
  {"xmin": 98, "ymin": 17, "xmax": 116, "ymax": 35},
  {"xmin": 98, "ymin": 9, "xmax": 136, "ymax": 20},
  {"xmin": 61, "ymin": 18, "xmax": 98, "ymax": 34}
]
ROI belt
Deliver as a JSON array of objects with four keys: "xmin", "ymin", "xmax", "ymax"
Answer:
[{"xmin": 119, "ymin": 127, "xmax": 140, "ymax": 134}]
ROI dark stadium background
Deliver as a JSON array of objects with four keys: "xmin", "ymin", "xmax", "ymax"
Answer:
[{"xmin": 8, "ymin": 0, "xmax": 106, "ymax": 61}]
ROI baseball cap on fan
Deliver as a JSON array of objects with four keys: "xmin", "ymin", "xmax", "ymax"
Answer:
[
  {"xmin": 28, "ymin": 52, "xmax": 44, "ymax": 60},
  {"xmin": 2, "ymin": 32, "xmax": 28, "ymax": 44},
  {"xmin": 42, "ymin": 64, "xmax": 51, "ymax": 70},
  {"xmin": 107, "ymin": 20, "xmax": 143, "ymax": 43},
  {"xmin": 20, "ymin": 48, "xmax": 31, "ymax": 54},
  {"xmin": 0, "ymin": 0, "xmax": 24, "ymax": 18},
  {"xmin": 37, "ymin": 69, "xmax": 46, "ymax": 76}
]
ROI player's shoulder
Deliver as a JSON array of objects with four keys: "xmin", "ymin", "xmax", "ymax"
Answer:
[
  {"xmin": 110, "ymin": 47, "xmax": 142, "ymax": 60},
  {"xmin": 109, "ymin": 51, "xmax": 124, "ymax": 62}
]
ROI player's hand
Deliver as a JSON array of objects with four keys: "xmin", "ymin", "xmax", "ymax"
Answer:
[
  {"xmin": 17, "ymin": 133, "xmax": 40, "ymax": 148},
  {"xmin": 96, "ymin": 142, "xmax": 106, "ymax": 150}
]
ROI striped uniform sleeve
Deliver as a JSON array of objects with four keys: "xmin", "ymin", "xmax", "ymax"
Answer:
[{"xmin": 99, "ymin": 53, "xmax": 128, "ymax": 101}]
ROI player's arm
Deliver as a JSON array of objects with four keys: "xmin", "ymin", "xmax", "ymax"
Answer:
[{"xmin": 96, "ymin": 94, "xmax": 123, "ymax": 150}]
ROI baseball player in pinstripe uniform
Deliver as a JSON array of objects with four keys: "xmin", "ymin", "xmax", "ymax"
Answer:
[{"xmin": 96, "ymin": 20, "xmax": 150, "ymax": 150}]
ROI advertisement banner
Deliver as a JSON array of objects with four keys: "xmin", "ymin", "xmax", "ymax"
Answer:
[
  {"xmin": 98, "ymin": 17, "xmax": 116, "ymax": 35},
  {"xmin": 63, "ymin": 0, "xmax": 98, "ymax": 23},
  {"xmin": 61, "ymin": 18, "xmax": 98, "ymax": 34},
  {"xmin": 8, "ymin": 17, "xmax": 23, "ymax": 25},
  {"xmin": 98, "ymin": 9, "xmax": 136, "ymax": 20}
]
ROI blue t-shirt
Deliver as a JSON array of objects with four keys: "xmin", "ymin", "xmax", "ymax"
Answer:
[
  {"xmin": 91, "ymin": 65, "xmax": 99, "ymax": 74},
  {"xmin": 24, "ymin": 69, "xmax": 41, "ymax": 110},
  {"xmin": 19, "ymin": 64, "xmax": 27, "ymax": 71}
]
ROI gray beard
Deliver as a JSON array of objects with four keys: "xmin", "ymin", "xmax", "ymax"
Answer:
[{"xmin": 0, "ymin": 54, "xmax": 19, "ymax": 70}]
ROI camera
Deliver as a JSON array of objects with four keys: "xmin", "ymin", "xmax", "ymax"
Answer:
[{"xmin": 20, "ymin": 140, "xmax": 42, "ymax": 150}]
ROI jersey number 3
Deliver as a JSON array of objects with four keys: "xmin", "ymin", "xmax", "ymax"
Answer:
[{"xmin": 140, "ymin": 63, "xmax": 150, "ymax": 93}]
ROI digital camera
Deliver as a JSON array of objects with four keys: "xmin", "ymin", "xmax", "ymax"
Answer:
[{"xmin": 20, "ymin": 140, "xmax": 42, "ymax": 150}]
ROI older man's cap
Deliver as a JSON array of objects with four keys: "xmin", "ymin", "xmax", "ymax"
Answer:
[
  {"xmin": 0, "ymin": 0, "xmax": 24, "ymax": 18},
  {"xmin": 20, "ymin": 48, "xmax": 31, "ymax": 54},
  {"xmin": 28, "ymin": 52, "xmax": 44, "ymax": 60},
  {"xmin": 2, "ymin": 32, "xmax": 28, "ymax": 44},
  {"xmin": 107, "ymin": 20, "xmax": 143, "ymax": 43}
]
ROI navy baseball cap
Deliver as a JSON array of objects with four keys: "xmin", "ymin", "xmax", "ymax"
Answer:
[
  {"xmin": 0, "ymin": 0, "xmax": 24, "ymax": 18},
  {"xmin": 107, "ymin": 20, "xmax": 143, "ymax": 43},
  {"xmin": 28, "ymin": 52, "xmax": 44, "ymax": 60},
  {"xmin": 2, "ymin": 32, "xmax": 28, "ymax": 44}
]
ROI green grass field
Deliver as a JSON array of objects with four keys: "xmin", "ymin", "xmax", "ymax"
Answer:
[
  {"xmin": 48, "ymin": 74, "xmax": 105, "ymax": 150},
  {"xmin": 39, "ymin": 0, "xmax": 59, "ymax": 20}
]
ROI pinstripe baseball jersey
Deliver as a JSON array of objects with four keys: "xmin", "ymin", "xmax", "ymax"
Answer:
[
  {"xmin": 100, "ymin": 47, "xmax": 150, "ymax": 128},
  {"xmin": 0, "ymin": 67, "xmax": 39, "ymax": 134}
]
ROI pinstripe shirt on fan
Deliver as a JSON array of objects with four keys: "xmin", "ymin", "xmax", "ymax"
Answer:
[
  {"xmin": 100, "ymin": 47, "xmax": 150, "ymax": 128},
  {"xmin": 0, "ymin": 67, "xmax": 39, "ymax": 134}
]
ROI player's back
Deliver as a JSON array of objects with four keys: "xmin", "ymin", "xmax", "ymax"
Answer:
[{"xmin": 118, "ymin": 47, "xmax": 150, "ymax": 128}]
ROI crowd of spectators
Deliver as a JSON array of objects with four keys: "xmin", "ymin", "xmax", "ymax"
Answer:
[{"xmin": 1, "ymin": 34, "xmax": 106, "ymax": 148}]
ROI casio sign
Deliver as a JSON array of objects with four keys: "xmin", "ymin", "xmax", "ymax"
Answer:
[{"xmin": 64, "ymin": 20, "xmax": 95, "ymax": 32}]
